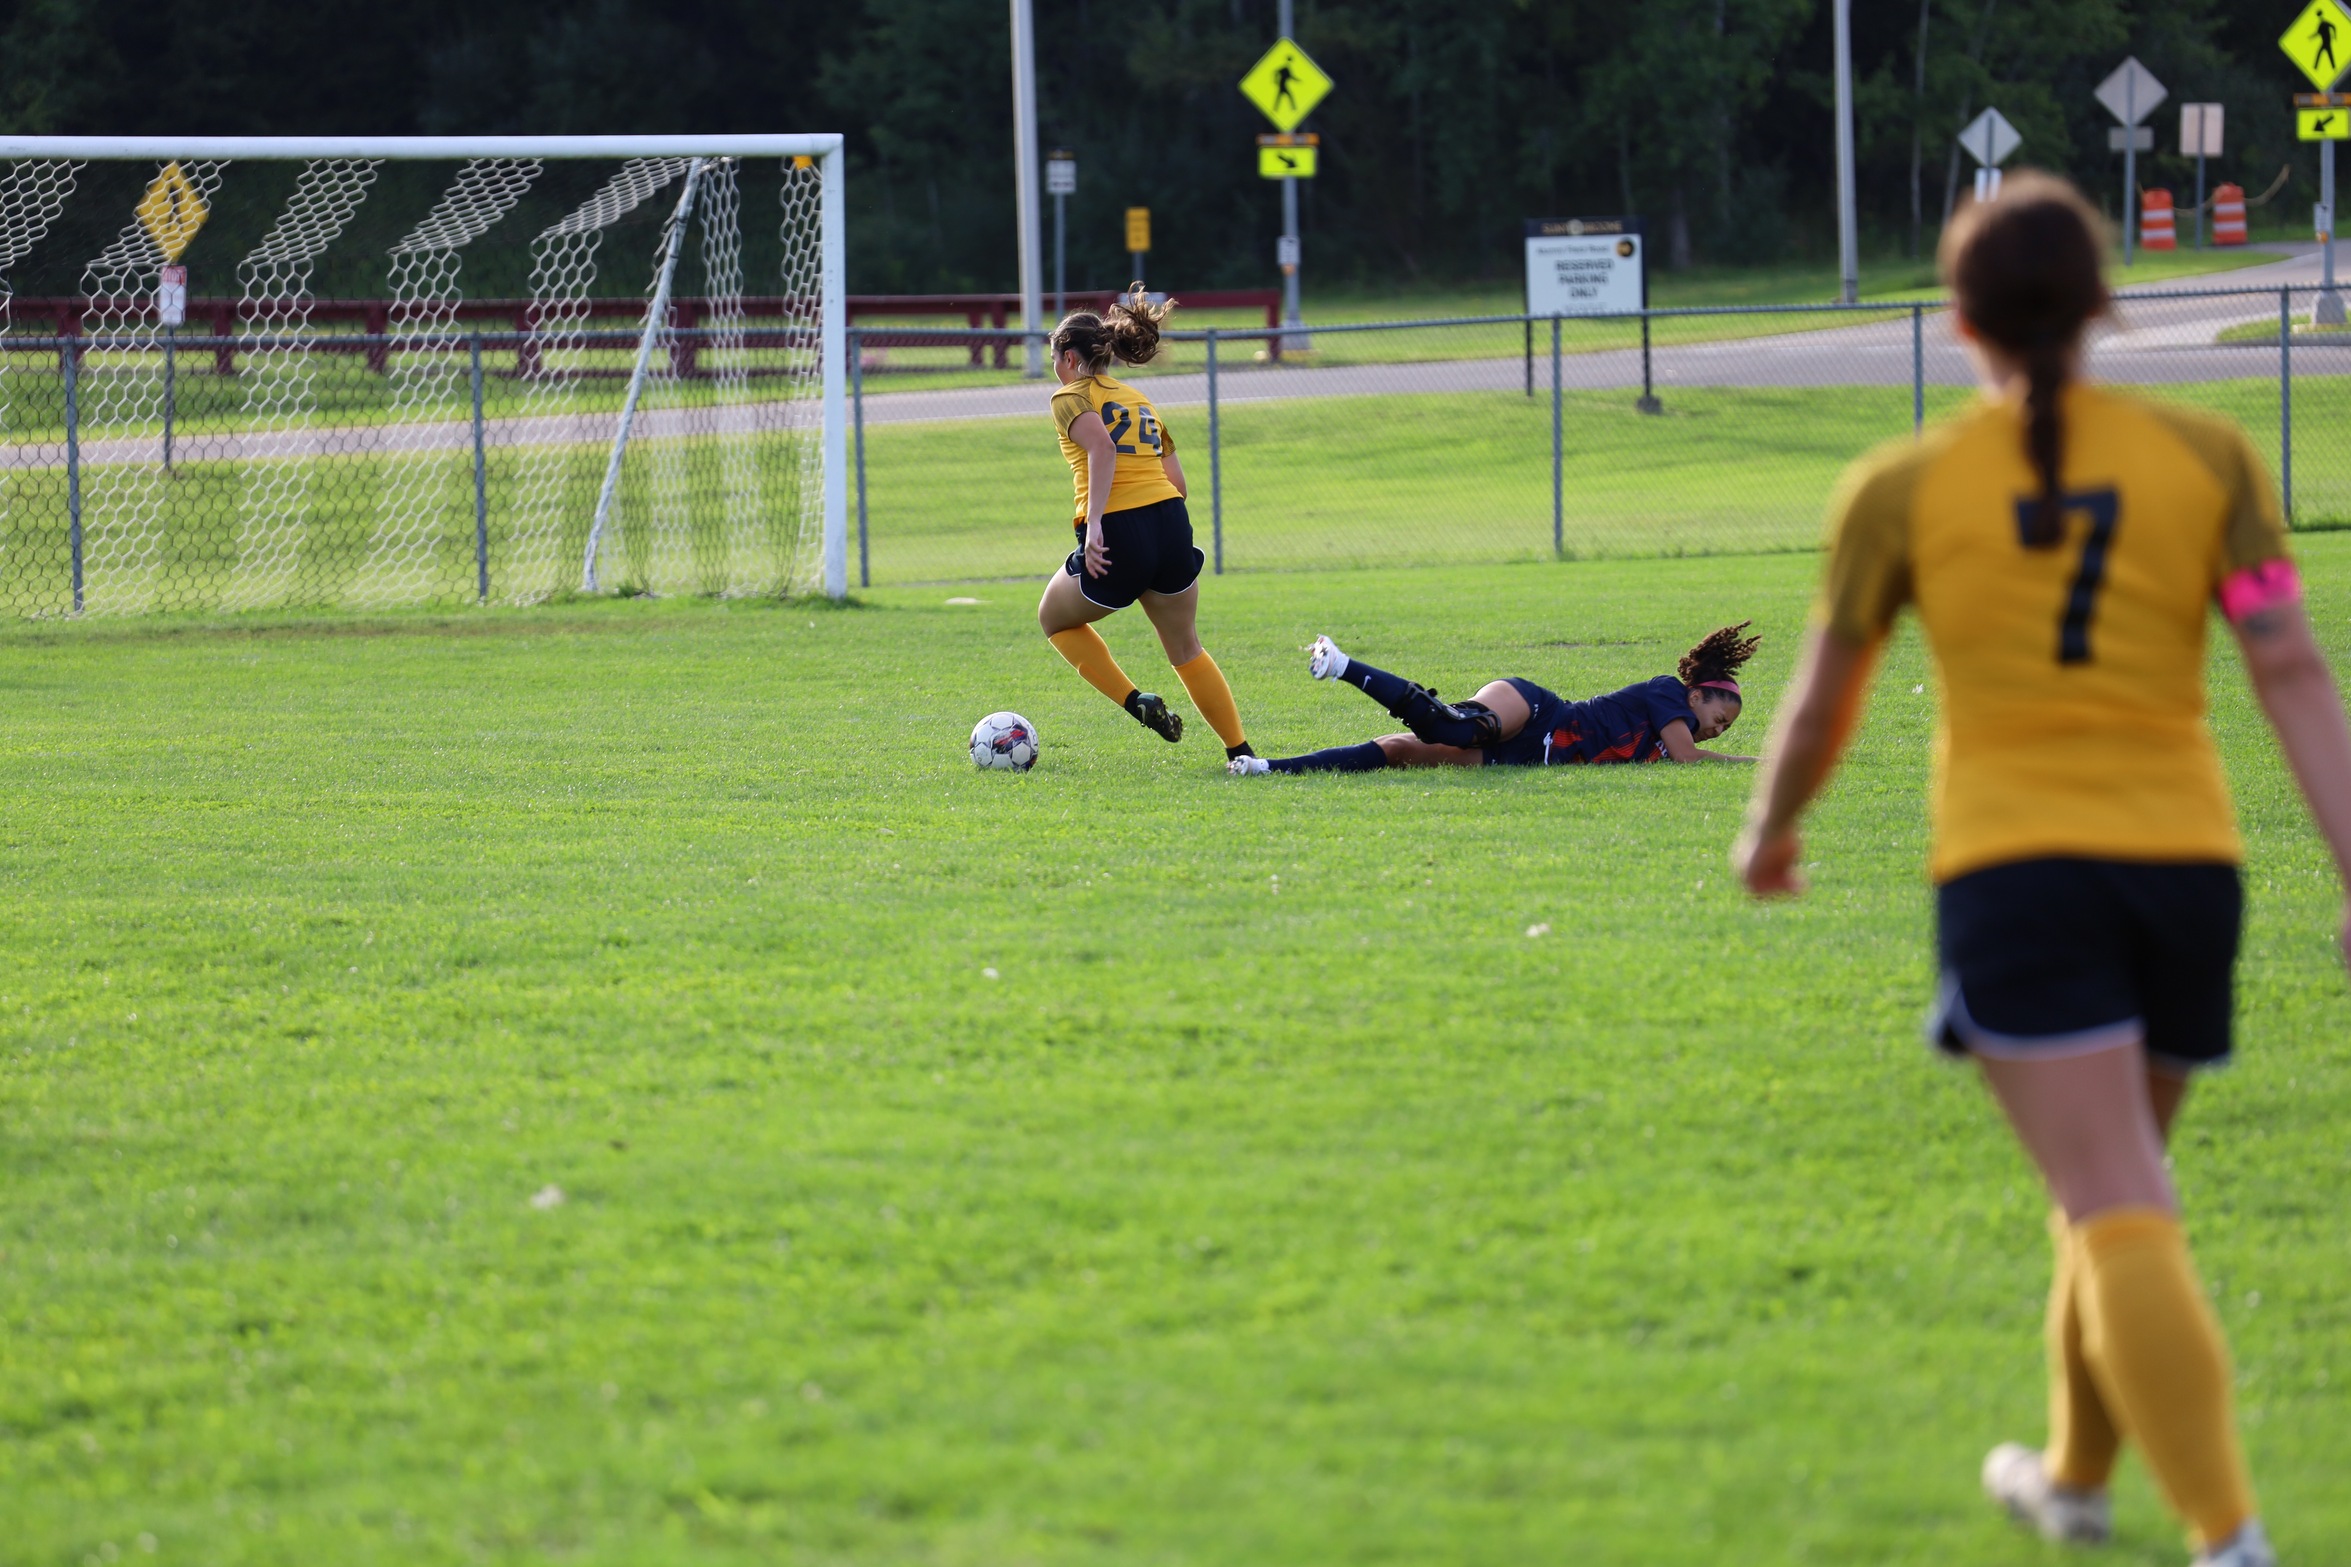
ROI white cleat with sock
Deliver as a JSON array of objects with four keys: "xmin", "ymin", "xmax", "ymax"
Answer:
[
  {"xmin": 1306, "ymin": 635, "xmax": 1350, "ymax": 682},
  {"xmin": 1981, "ymin": 1444, "xmax": 2112, "ymax": 1545},
  {"xmin": 1227, "ymin": 755, "xmax": 1271, "ymax": 776},
  {"xmin": 2192, "ymin": 1520, "xmax": 2276, "ymax": 1567}
]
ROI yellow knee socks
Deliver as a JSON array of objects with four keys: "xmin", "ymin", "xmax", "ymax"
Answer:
[
  {"xmin": 1048, "ymin": 626, "xmax": 1137, "ymax": 707},
  {"xmin": 1172, "ymin": 649, "xmax": 1246, "ymax": 750},
  {"xmin": 2044, "ymin": 1208, "xmax": 2122, "ymax": 1490},
  {"xmin": 2072, "ymin": 1207, "xmax": 2257, "ymax": 1548}
]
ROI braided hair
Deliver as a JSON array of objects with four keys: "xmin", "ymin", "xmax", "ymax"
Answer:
[
  {"xmin": 1938, "ymin": 172, "xmax": 2109, "ymax": 549},
  {"xmin": 1051, "ymin": 284, "xmax": 1171, "ymax": 374},
  {"xmin": 1678, "ymin": 622, "xmax": 1762, "ymax": 691}
]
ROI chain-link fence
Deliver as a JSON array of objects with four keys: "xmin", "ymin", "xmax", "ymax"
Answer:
[{"xmin": 850, "ymin": 284, "xmax": 2349, "ymax": 587}]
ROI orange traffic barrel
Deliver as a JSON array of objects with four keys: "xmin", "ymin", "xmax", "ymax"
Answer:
[
  {"xmin": 2140, "ymin": 188, "xmax": 2177, "ymax": 251},
  {"xmin": 2210, "ymin": 184, "xmax": 2247, "ymax": 246}
]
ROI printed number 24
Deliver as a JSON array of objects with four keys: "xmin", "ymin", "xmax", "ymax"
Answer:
[
  {"xmin": 2015, "ymin": 487, "xmax": 2119, "ymax": 665},
  {"xmin": 1100, "ymin": 400, "xmax": 1161, "ymax": 457}
]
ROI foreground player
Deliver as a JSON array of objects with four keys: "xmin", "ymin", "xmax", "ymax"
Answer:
[
  {"xmin": 1036, "ymin": 288, "xmax": 1252, "ymax": 761},
  {"xmin": 1736, "ymin": 173, "xmax": 2351, "ymax": 1567},
  {"xmin": 1228, "ymin": 624, "xmax": 1758, "ymax": 773}
]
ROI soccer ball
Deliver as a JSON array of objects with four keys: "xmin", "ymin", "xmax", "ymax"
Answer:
[{"xmin": 970, "ymin": 711, "xmax": 1040, "ymax": 771}]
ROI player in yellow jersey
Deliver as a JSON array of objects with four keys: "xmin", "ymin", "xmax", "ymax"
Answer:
[
  {"xmin": 1036, "ymin": 287, "xmax": 1252, "ymax": 762},
  {"xmin": 1736, "ymin": 174, "xmax": 2351, "ymax": 1567}
]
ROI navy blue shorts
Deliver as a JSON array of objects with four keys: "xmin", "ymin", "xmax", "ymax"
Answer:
[
  {"xmin": 1928, "ymin": 857, "xmax": 2243, "ymax": 1073},
  {"xmin": 1483, "ymin": 678, "xmax": 1570, "ymax": 767},
  {"xmin": 1065, "ymin": 497, "xmax": 1203, "ymax": 610}
]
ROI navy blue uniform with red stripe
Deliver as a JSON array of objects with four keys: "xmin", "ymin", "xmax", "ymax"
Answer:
[{"xmin": 1487, "ymin": 674, "xmax": 1695, "ymax": 766}]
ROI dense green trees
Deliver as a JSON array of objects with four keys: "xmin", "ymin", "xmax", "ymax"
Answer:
[{"xmin": 0, "ymin": 0, "xmax": 2318, "ymax": 293}]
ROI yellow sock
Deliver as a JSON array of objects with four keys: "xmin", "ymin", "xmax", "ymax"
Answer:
[
  {"xmin": 1172, "ymin": 648, "xmax": 1246, "ymax": 749},
  {"xmin": 1048, "ymin": 626, "xmax": 1137, "ymax": 707},
  {"xmin": 2073, "ymin": 1208, "xmax": 2257, "ymax": 1548},
  {"xmin": 2044, "ymin": 1208, "xmax": 2122, "ymax": 1490}
]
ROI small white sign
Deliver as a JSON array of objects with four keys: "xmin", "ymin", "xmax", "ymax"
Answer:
[
  {"xmin": 1524, "ymin": 218, "xmax": 1645, "ymax": 317},
  {"xmin": 1276, "ymin": 234, "xmax": 1300, "ymax": 268},
  {"xmin": 2180, "ymin": 103, "xmax": 2225, "ymax": 157},
  {"xmin": 1957, "ymin": 108, "xmax": 2021, "ymax": 166},
  {"xmin": 157, "ymin": 264, "xmax": 187, "ymax": 327},
  {"xmin": 2107, "ymin": 126, "xmax": 2155, "ymax": 152},
  {"xmin": 1973, "ymin": 167, "xmax": 2005, "ymax": 202},
  {"xmin": 1045, "ymin": 156, "xmax": 1076, "ymax": 195},
  {"xmin": 2095, "ymin": 56, "xmax": 2168, "ymax": 126}
]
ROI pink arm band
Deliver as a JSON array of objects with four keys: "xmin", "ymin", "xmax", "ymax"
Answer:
[{"xmin": 2218, "ymin": 558, "xmax": 2303, "ymax": 624}]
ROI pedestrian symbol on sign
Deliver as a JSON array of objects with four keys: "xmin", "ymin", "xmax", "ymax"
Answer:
[
  {"xmin": 1239, "ymin": 38, "xmax": 1333, "ymax": 133},
  {"xmin": 2280, "ymin": 0, "xmax": 2351, "ymax": 90}
]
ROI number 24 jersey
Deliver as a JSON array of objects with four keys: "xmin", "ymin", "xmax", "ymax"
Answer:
[
  {"xmin": 1819, "ymin": 384, "xmax": 2290, "ymax": 882},
  {"xmin": 1051, "ymin": 373, "xmax": 1182, "ymax": 524}
]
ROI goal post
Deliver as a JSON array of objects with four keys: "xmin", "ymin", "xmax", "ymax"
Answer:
[{"xmin": 0, "ymin": 134, "xmax": 847, "ymax": 616}]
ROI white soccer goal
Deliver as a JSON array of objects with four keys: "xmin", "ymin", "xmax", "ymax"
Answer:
[{"xmin": 0, "ymin": 135, "xmax": 846, "ymax": 617}]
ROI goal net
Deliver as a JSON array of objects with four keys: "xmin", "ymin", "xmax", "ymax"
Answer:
[{"xmin": 0, "ymin": 135, "xmax": 845, "ymax": 618}]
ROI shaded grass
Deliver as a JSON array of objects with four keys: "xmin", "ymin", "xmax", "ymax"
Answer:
[{"xmin": 2, "ymin": 548, "xmax": 2348, "ymax": 1564}]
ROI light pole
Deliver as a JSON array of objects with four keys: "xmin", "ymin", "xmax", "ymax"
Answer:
[
  {"xmin": 1833, "ymin": 0, "xmax": 1859, "ymax": 303},
  {"xmin": 1009, "ymin": 0, "xmax": 1045, "ymax": 376},
  {"xmin": 1276, "ymin": 0, "xmax": 1308, "ymax": 350}
]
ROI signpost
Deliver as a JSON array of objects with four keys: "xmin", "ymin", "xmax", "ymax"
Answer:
[
  {"xmin": 1956, "ymin": 107, "xmax": 2021, "ymax": 202},
  {"xmin": 1046, "ymin": 150, "xmax": 1075, "ymax": 321},
  {"xmin": 2283, "ymin": 0, "xmax": 2351, "ymax": 322},
  {"xmin": 2180, "ymin": 104, "xmax": 2224, "ymax": 248},
  {"xmin": 2095, "ymin": 57, "xmax": 2168, "ymax": 267},
  {"xmin": 1125, "ymin": 206, "xmax": 1150, "ymax": 289},
  {"xmin": 1009, "ymin": 0, "xmax": 1044, "ymax": 376},
  {"xmin": 136, "ymin": 161, "xmax": 208, "ymax": 472},
  {"xmin": 1239, "ymin": 21, "xmax": 1332, "ymax": 353}
]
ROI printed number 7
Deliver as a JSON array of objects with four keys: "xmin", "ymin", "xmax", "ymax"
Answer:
[{"xmin": 2015, "ymin": 487, "xmax": 2119, "ymax": 664}]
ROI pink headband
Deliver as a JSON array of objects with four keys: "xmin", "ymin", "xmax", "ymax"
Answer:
[{"xmin": 1696, "ymin": 679, "xmax": 1741, "ymax": 695}]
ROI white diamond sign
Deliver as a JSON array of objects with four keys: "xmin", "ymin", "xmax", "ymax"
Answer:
[
  {"xmin": 2095, "ymin": 56, "xmax": 2167, "ymax": 126},
  {"xmin": 1957, "ymin": 108, "xmax": 2022, "ymax": 166}
]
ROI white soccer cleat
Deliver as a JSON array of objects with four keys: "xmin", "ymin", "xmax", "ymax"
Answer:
[
  {"xmin": 1306, "ymin": 634, "xmax": 1351, "ymax": 682},
  {"xmin": 2193, "ymin": 1520, "xmax": 2277, "ymax": 1567},
  {"xmin": 1227, "ymin": 755, "xmax": 1271, "ymax": 776},
  {"xmin": 1982, "ymin": 1443, "xmax": 2112, "ymax": 1545}
]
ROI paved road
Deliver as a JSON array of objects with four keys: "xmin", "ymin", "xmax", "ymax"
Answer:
[{"xmin": 856, "ymin": 246, "xmax": 2346, "ymax": 428}]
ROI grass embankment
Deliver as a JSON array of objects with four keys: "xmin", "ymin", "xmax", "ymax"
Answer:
[{"xmin": 4, "ymin": 549, "xmax": 2350, "ymax": 1564}]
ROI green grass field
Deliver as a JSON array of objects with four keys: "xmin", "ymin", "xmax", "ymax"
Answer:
[{"xmin": 5, "ymin": 544, "xmax": 2349, "ymax": 1564}]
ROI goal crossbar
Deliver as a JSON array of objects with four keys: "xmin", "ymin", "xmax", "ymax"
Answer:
[{"xmin": 0, "ymin": 135, "xmax": 843, "ymax": 161}]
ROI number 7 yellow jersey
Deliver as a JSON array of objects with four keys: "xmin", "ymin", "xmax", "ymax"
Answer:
[
  {"xmin": 1819, "ymin": 384, "xmax": 2291, "ymax": 882},
  {"xmin": 1051, "ymin": 373, "xmax": 1182, "ymax": 524}
]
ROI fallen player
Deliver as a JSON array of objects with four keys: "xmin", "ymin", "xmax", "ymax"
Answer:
[{"xmin": 1230, "ymin": 623, "xmax": 1761, "ymax": 774}]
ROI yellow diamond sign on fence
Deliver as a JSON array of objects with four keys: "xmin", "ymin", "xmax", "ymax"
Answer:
[
  {"xmin": 2281, "ymin": 0, "xmax": 2351, "ymax": 91},
  {"xmin": 1239, "ymin": 38, "xmax": 1332, "ymax": 133},
  {"xmin": 135, "ymin": 161, "xmax": 209, "ymax": 262}
]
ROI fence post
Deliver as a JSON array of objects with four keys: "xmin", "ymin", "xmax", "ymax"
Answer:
[
  {"xmin": 1208, "ymin": 328, "xmax": 1223, "ymax": 574},
  {"xmin": 1912, "ymin": 304, "xmax": 1925, "ymax": 435},
  {"xmin": 62, "ymin": 338, "xmax": 82, "ymax": 614},
  {"xmin": 852, "ymin": 328, "xmax": 870, "ymax": 588},
  {"xmin": 1524, "ymin": 317, "xmax": 1532, "ymax": 399},
  {"xmin": 2280, "ymin": 287, "xmax": 2294, "ymax": 524},
  {"xmin": 1551, "ymin": 315, "xmax": 1563, "ymax": 556},
  {"xmin": 470, "ymin": 331, "xmax": 489, "ymax": 602},
  {"xmin": 1637, "ymin": 312, "xmax": 1661, "ymax": 415}
]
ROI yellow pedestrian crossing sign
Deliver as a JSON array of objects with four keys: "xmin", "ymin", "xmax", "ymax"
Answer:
[
  {"xmin": 2281, "ymin": 0, "xmax": 2351, "ymax": 91},
  {"xmin": 2301, "ymin": 105, "xmax": 2351, "ymax": 138},
  {"xmin": 1239, "ymin": 38, "xmax": 1332, "ymax": 133},
  {"xmin": 135, "ymin": 161, "xmax": 209, "ymax": 262},
  {"xmin": 1257, "ymin": 134, "xmax": 1319, "ymax": 178}
]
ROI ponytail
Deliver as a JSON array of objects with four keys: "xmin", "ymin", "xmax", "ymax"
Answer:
[
  {"xmin": 1051, "ymin": 283, "xmax": 1173, "ymax": 374},
  {"xmin": 1678, "ymin": 621, "xmax": 1761, "ymax": 687},
  {"xmin": 1939, "ymin": 171, "xmax": 2109, "ymax": 551}
]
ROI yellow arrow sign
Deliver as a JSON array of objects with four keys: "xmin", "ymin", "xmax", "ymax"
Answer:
[
  {"xmin": 2281, "ymin": 0, "xmax": 2351, "ymax": 91},
  {"xmin": 2301, "ymin": 105, "xmax": 2351, "ymax": 138},
  {"xmin": 134, "ymin": 161, "xmax": 209, "ymax": 263},
  {"xmin": 1258, "ymin": 145, "xmax": 1319, "ymax": 178},
  {"xmin": 1239, "ymin": 38, "xmax": 1333, "ymax": 133}
]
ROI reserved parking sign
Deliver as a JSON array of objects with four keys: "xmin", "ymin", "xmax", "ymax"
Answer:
[{"xmin": 1524, "ymin": 217, "xmax": 1646, "ymax": 317}]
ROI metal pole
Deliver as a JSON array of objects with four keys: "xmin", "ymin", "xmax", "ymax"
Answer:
[
  {"xmin": 2122, "ymin": 74, "xmax": 2137, "ymax": 268},
  {"xmin": 2321, "ymin": 142, "xmax": 2346, "ymax": 326},
  {"xmin": 1912, "ymin": 304, "xmax": 1925, "ymax": 434},
  {"xmin": 63, "ymin": 339, "xmax": 82, "ymax": 614},
  {"xmin": 820, "ymin": 145, "xmax": 850, "ymax": 599},
  {"xmin": 853, "ymin": 328, "xmax": 870, "ymax": 589},
  {"xmin": 2195, "ymin": 148, "xmax": 2207, "ymax": 250},
  {"xmin": 1276, "ymin": 0, "xmax": 1308, "ymax": 352},
  {"xmin": 2281, "ymin": 287, "xmax": 2294, "ymax": 522},
  {"xmin": 1550, "ymin": 315, "xmax": 1562, "ymax": 556},
  {"xmin": 1207, "ymin": 329, "xmax": 1223, "ymax": 574},
  {"xmin": 1524, "ymin": 317, "xmax": 1532, "ymax": 398},
  {"xmin": 161, "ymin": 324, "xmax": 176, "ymax": 471},
  {"xmin": 1833, "ymin": 0, "xmax": 1859, "ymax": 303},
  {"xmin": 584, "ymin": 157, "xmax": 705, "ymax": 593},
  {"xmin": 470, "ymin": 330, "xmax": 488, "ymax": 602},
  {"xmin": 1637, "ymin": 312, "xmax": 1661, "ymax": 414},
  {"xmin": 1053, "ymin": 189, "xmax": 1066, "ymax": 323},
  {"xmin": 1010, "ymin": 0, "xmax": 1045, "ymax": 378}
]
